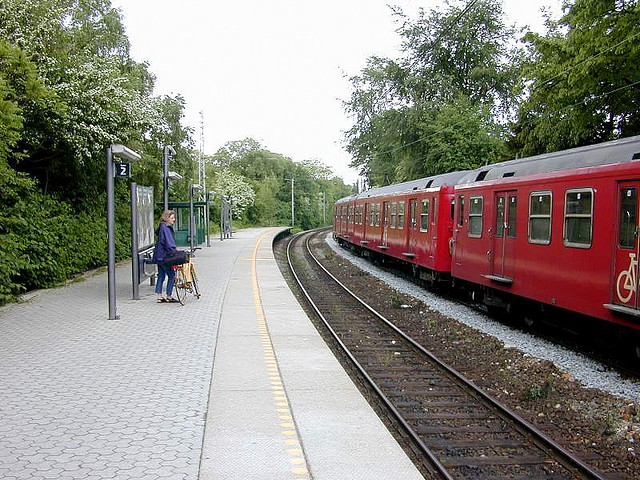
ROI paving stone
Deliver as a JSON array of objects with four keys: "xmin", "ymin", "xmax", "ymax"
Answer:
[{"xmin": 0, "ymin": 229, "xmax": 266, "ymax": 479}]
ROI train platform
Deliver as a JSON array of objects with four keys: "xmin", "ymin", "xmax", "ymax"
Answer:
[{"xmin": 0, "ymin": 227, "xmax": 423, "ymax": 480}]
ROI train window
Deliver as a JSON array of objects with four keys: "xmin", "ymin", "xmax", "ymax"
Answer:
[
  {"xmin": 529, "ymin": 192, "xmax": 552, "ymax": 244},
  {"xmin": 564, "ymin": 188, "xmax": 593, "ymax": 248},
  {"xmin": 390, "ymin": 202, "xmax": 397, "ymax": 228},
  {"xmin": 420, "ymin": 199, "xmax": 430, "ymax": 231},
  {"xmin": 468, "ymin": 196, "xmax": 483, "ymax": 237},
  {"xmin": 619, "ymin": 188, "xmax": 637, "ymax": 248},
  {"xmin": 432, "ymin": 199, "xmax": 437, "ymax": 225},
  {"xmin": 496, "ymin": 197, "xmax": 505, "ymax": 237},
  {"xmin": 409, "ymin": 200, "xmax": 417, "ymax": 229},
  {"xmin": 508, "ymin": 196, "xmax": 517, "ymax": 238},
  {"xmin": 450, "ymin": 199, "xmax": 455, "ymax": 220},
  {"xmin": 457, "ymin": 196, "xmax": 465, "ymax": 227},
  {"xmin": 398, "ymin": 201, "xmax": 405, "ymax": 229}
]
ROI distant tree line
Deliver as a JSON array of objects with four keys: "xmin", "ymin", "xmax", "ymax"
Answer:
[
  {"xmin": 343, "ymin": 0, "xmax": 640, "ymax": 186},
  {"xmin": 0, "ymin": 0, "xmax": 351, "ymax": 303},
  {"xmin": 208, "ymin": 138, "xmax": 351, "ymax": 230}
]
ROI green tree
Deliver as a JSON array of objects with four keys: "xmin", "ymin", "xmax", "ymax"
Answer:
[
  {"xmin": 211, "ymin": 139, "xmax": 351, "ymax": 228},
  {"xmin": 0, "ymin": 0, "xmax": 197, "ymax": 303},
  {"xmin": 512, "ymin": 0, "xmax": 640, "ymax": 155},
  {"xmin": 344, "ymin": 0, "xmax": 521, "ymax": 185},
  {"xmin": 0, "ymin": 0, "xmax": 156, "ymax": 201},
  {"xmin": 212, "ymin": 137, "xmax": 265, "ymax": 167}
]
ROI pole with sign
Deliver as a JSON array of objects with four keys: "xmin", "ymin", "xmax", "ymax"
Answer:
[
  {"xmin": 115, "ymin": 162, "xmax": 131, "ymax": 178},
  {"xmin": 107, "ymin": 144, "xmax": 141, "ymax": 320}
]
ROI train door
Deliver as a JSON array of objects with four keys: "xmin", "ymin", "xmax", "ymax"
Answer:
[
  {"xmin": 491, "ymin": 191, "xmax": 517, "ymax": 281},
  {"xmin": 406, "ymin": 198, "xmax": 418, "ymax": 254},
  {"xmin": 452, "ymin": 195, "xmax": 465, "ymax": 266},
  {"xmin": 362, "ymin": 203, "xmax": 369, "ymax": 241},
  {"xmin": 381, "ymin": 202, "xmax": 390, "ymax": 247},
  {"xmin": 612, "ymin": 183, "xmax": 640, "ymax": 309},
  {"xmin": 429, "ymin": 196, "xmax": 438, "ymax": 261}
]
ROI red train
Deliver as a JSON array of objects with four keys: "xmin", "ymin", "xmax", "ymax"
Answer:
[{"xmin": 334, "ymin": 136, "xmax": 640, "ymax": 355}]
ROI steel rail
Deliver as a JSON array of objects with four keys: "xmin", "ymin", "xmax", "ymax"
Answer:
[
  {"xmin": 285, "ymin": 231, "xmax": 454, "ymax": 480},
  {"xmin": 292, "ymin": 228, "xmax": 609, "ymax": 480}
]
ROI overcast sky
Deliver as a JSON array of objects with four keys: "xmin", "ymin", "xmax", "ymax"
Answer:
[{"xmin": 110, "ymin": 0, "xmax": 561, "ymax": 184}]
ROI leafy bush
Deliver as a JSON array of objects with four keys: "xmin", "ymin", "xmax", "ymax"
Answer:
[{"xmin": 0, "ymin": 164, "xmax": 131, "ymax": 304}]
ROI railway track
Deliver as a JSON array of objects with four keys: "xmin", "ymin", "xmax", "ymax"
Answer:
[
  {"xmin": 336, "ymin": 232, "xmax": 640, "ymax": 379},
  {"xmin": 285, "ymin": 229, "xmax": 611, "ymax": 480}
]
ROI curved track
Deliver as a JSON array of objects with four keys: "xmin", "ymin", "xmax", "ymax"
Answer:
[{"xmin": 286, "ymin": 228, "xmax": 610, "ymax": 480}]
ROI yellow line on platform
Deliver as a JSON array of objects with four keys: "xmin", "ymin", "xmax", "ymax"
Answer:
[{"xmin": 251, "ymin": 230, "xmax": 310, "ymax": 480}]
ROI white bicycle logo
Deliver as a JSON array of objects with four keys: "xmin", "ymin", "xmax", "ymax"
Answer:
[{"xmin": 616, "ymin": 252, "xmax": 638, "ymax": 303}]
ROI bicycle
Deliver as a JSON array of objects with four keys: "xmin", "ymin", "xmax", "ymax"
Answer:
[
  {"xmin": 172, "ymin": 250, "xmax": 201, "ymax": 305},
  {"xmin": 616, "ymin": 252, "xmax": 638, "ymax": 304}
]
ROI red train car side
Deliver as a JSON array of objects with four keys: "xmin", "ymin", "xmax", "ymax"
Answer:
[
  {"xmin": 334, "ymin": 135, "xmax": 640, "ymax": 351},
  {"xmin": 334, "ymin": 172, "xmax": 466, "ymax": 282},
  {"xmin": 451, "ymin": 161, "xmax": 640, "ymax": 332}
]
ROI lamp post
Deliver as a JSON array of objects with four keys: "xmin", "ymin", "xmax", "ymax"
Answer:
[
  {"xmin": 162, "ymin": 145, "xmax": 176, "ymax": 211},
  {"xmin": 107, "ymin": 144, "xmax": 141, "ymax": 320},
  {"xmin": 284, "ymin": 177, "xmax": 294, "ymax": 227},
  {"xmin": 190, "ymin": 184, "xmax": 203, "ymax": 253},
  {"xmin": 166, "ymin": 170, "xmax": 182, "ymax": 209}
]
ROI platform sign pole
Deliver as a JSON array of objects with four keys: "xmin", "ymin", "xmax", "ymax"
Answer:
[
  {"xmin": 106, "ymin": 144, "xmax": 141, "ymax": 320},
  {"xmin": 220, "ymin": 198, "xmax": 224, "ymax": 241},
  {"xmin": 131, "ymin": 182, "xmax": 140, "ymax": 301},
  {"xmin": 206, "ymin": 192, "xmax": 212, "ymax": 247},
  {"xmin": 107, "ymin": 147, "xmax": 118, "ymax": 319},
  {"xmin": 162, "ymin": 146, "xmax": 176, "ymax": 211}
]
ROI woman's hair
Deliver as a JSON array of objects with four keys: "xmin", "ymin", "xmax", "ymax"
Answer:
[{"xmin": 160, "ymin": 210, "xmax": 175, "ymax": 223}]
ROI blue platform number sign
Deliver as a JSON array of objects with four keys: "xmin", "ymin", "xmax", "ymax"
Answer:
[{"xmin": 115, "ymin": 162, "xmax": 131, "ymax": 178}]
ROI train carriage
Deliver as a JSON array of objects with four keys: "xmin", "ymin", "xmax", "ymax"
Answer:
[
  {"xmin": 450, "ymin": 136, "xmax": 640, "ymax": 335},
  {"xmin": 333, "ymin": 196, "xmax": 355, "ymax": 239},
  {"xmin": 334, "ymin": 135, "xmax": 640, "ymax": 352},
  {"xmin": 334, "ymin": 172, "xmax": 467, "ymax": 280}
]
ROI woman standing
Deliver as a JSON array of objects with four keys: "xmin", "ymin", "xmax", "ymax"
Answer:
[{"xmin": 152, "ymin": 210, "xmax": 180, "ymax": 303}]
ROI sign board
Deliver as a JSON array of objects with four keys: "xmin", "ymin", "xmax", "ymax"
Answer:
[
  {"xmin": 136, "ymin": 185, "xmax": 155, "ymax": 250},
  {"xmin": 115, "ymin": 162, "xmax": 131, "ymax": 178}
]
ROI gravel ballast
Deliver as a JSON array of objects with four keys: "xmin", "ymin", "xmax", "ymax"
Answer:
[{"xmin": 323, "ymin": 232, "xmax": 640, "ymax": 478}]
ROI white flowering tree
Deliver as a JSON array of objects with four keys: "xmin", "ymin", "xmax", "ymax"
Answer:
[
  {"xmin": 212, "ymin": 169, "xmax": 256, "ymax": 220},
  {"xmin": 0, "ymin": 0, "xmax": 197, "ymax": 302},
  {"xmin": 0, "ymin": 0, "xmax": 173, "ymax": 200}
]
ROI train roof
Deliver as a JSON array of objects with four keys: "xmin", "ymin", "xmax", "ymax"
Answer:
[
  {"xmin": 458, "ymin": 134, "xmax": 640, "ymax": 184},
  {"xmin": 335, "ymin": 170, "xmax": 469, "ymax": 204},
  {"xmin": 335, "ymin": 135, "xmax": 640, "ymax": 205}
]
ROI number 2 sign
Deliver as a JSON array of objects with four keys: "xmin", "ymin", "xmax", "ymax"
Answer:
[{"xmin": 115, "ymin": 162, "xmax": 131, "ymax": 178}]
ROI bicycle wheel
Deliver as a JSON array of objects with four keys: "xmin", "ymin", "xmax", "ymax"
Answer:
[
  {"xmin": 173, "ymin": 266, "xmax": 187, "ymax": 305},
  {"xmin": 191, "ymin": 268, "xmax": 201, "ymax": 299},
  {"xmin": 616, "ymin": 270, "xmax": 634, "ymax": 304}
]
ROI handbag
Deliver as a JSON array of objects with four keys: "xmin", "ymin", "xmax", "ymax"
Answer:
[{"xmin": 162, "ymin": 250, "xmax": 188, "ymax": 266}]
